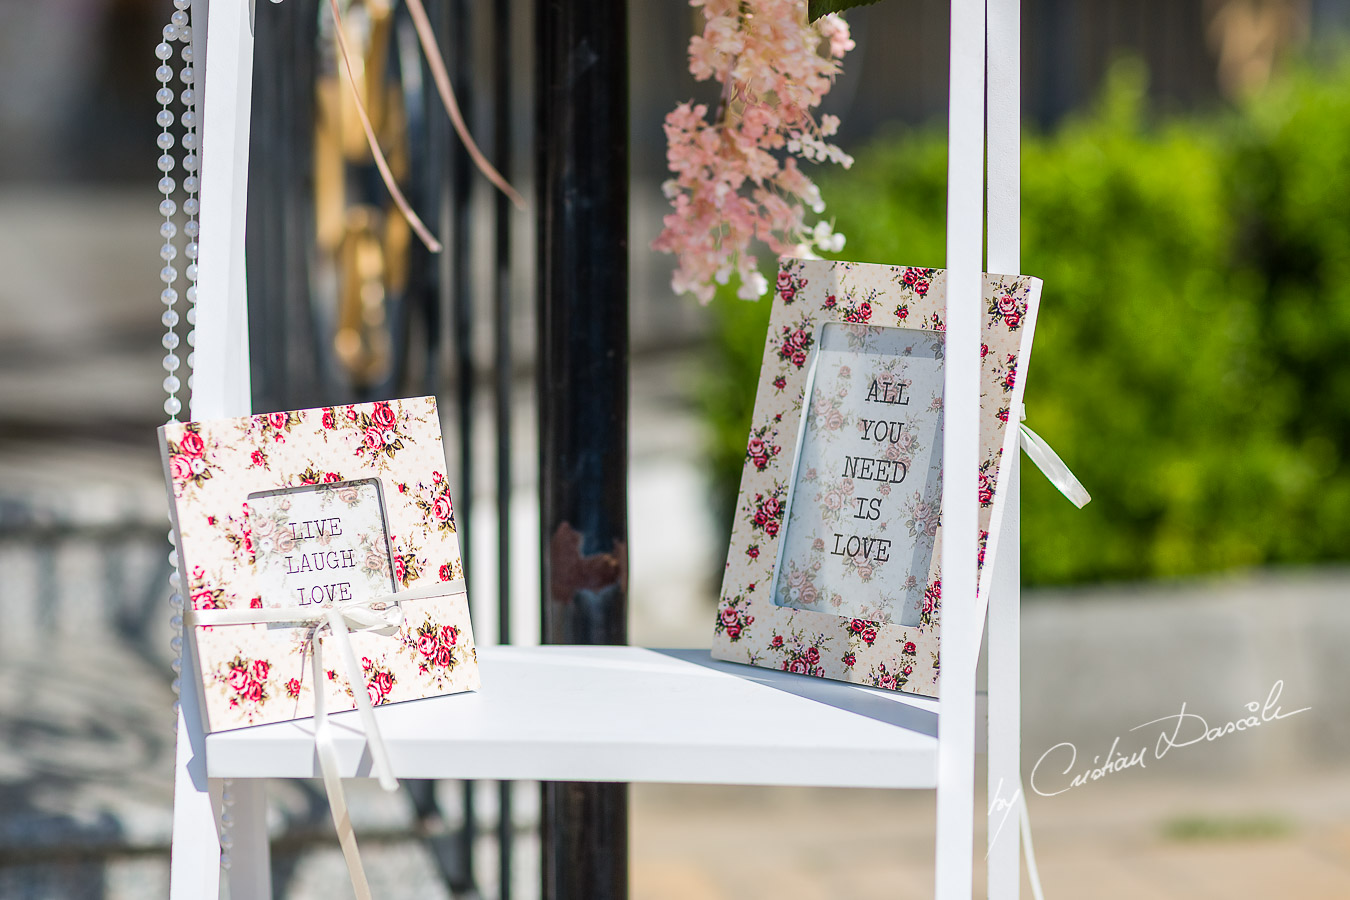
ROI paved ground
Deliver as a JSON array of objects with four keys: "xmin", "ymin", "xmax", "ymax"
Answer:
[
  {"xmin": 632, "ymin": 770, "xmax": 1350, "ymax": 900},
  {"xmin": 1, "ymin": 187, "xmax": 1348, "ymax": 898}
]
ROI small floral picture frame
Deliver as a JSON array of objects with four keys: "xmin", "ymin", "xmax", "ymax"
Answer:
[
  {"xmin": 712, "ymin": 259, "xmax": 1042, "ymax": 698},
  {"xmin": 160, "ymin": 396, "xmax": 480, "ymax": 732}
]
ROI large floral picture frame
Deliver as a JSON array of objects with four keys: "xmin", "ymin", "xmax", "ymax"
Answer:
[
  {"xmin": 160, "ymin": 396, "xmax": 480, "ymax": 732},
  {"xmin": 712, "ymin": 259, "xmax": 1042, "ymax": 698}
]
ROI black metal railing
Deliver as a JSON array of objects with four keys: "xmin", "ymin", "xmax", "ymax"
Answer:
[{"xmin": 247, "ymin": 1, "xmax": 630, "ymax": 897}]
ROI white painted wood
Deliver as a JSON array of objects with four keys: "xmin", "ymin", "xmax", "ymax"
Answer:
[
  {"xmin": 169, "ymin": 6, "xmax": 225, "ymax": 898},
  {"xmin": 936, "ymin": 0, "xmax": 986, "ymax": 897},
  {"xmin": 986, "ymin": 0, "xmax": 1021, "ymax": 280},
  {"xmin": 192, "ymin": 0, "xmax": 254, "ymax": 422},
  {"xmin": 226, "ymin": 780, "xmax": 272, "ymax": 898},
  {"xmin": 985, "ymin": 0, "xmax": 1023, "ymax": 896},
  {"xmin": 171, "ymin": 1, "xmax": 264, "ymax": 897},
  {"xmin": 169, "ymin": 635, "xmax": 224, "ymax": 899},
  {"xmin": 987, "ymin": 462, "xmax": 1021, "ymax": 899},
  {"xmin": 207, "ymin": 647, "xmax": 942, "ymax": 787}
]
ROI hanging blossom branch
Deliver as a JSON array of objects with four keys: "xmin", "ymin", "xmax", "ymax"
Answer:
[{"xmin": 653, "ymin": 0, "xmax": 855, "ymax": 302}]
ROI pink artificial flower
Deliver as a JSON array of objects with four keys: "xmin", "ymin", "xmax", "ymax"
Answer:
[{"xmin": 652, "ymin": 5, "xmax": 855, "ymax": 303}]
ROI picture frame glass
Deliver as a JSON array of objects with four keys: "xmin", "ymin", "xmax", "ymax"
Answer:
[{"xmin": 771, "ymin": 322, "xmax": 945, "ymax": 628}]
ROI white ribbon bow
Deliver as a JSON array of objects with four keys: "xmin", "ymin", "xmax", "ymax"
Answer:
[{"xmin": 187, "ymin": 580, "xmax": 467, "ymax": 900}]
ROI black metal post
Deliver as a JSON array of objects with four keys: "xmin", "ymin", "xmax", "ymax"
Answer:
[
  {"xmin": 492, "ymin": 0, "xmax": 516, "ymax": 896},
  {"xmin": 536, "ymin": 0, "xmax": 630, "ymax": 896},
  {"xmin": 246, "ymin": 0, "xmax": 319, "ymax": 413},
  {"xmin": 448, "ymin": 0, "xmax": 479, "ymax": 888}
]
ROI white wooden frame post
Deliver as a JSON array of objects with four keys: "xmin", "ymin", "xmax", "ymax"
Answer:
[
  {"xmin": 934, "ymin": 0, "xmax": 986, "ymax": 896},
  {"xmin": 170, "ymin": 1, "xmax": 271, "ymax": 898},
  {"xmin": 986, "ymin": 0, "xmax": 1024, "ymax": 897},
  {"xmin": 171, "ymin": 2, "xmax": 1027, "ymax": 899},
  {"xmin": 937, "ymin": 0, "xmax": 1026, "ymax": 897}
]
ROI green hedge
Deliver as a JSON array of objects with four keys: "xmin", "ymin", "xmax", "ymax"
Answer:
[{"xmin": 697, "ymin": 59, "xmax": 1350, "ymax": 586}]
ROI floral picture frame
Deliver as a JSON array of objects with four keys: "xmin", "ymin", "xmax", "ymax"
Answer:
[
  {"xmin": 160, "ymin": 396, "xmax": 480, "ymax": 733},
  {"xmin": 711, "ymin": 259, "xmax": 1042, "ymax": 697}
]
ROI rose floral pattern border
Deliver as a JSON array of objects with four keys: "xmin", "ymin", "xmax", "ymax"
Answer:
[
  {"xmin": 712, "ymin": 260, "xmax": 1041, "ymax": 698},
  {"xmin": 161, "ymin": 396, "xmax": 481, "ymax": 732}
]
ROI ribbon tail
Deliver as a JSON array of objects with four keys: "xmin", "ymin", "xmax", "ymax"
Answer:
[
  {"xmin": 326, "ymin": 0, "xmax": 443, "ymax": 253},
  {"xmin": 403, "ymin": 0, "xmax": 527, "ymax": 210},
  {"xmin": 1019, "ymin": 776, "xmax": 1047, "ymax": 900},
  {"xmin": 1019, "ymin": 422, "xmax": 1091, "ymax": 509},
  {"xmin": 327, "ymin": 610, "xmax": 399, "ymax": 793},
  {"xmin": 312, "ymin": 637, "xmax": 374, "ymax": 900}
]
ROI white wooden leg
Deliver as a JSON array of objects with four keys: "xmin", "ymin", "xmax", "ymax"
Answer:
[
  {"xmin": 986, "ymin": 460, "xmax": 1021, "ymax": 899},
  {"xmin": 935, "ymin": 1, "xmax": 987, "ymax": 897},
  {"xmin": 170, "ymin": 641, "xmax": 224, "ymax": 899},
  {"xmin": 985, "ymin": 0, "xmax": 1022, "ymax": 893},
  {"xmin": 171, "ymin": 0, "xmax": 258, "ymax": 894},
  {"xmin": 225, "ymin": 781, "xmax": 273, "ymax": 899}
]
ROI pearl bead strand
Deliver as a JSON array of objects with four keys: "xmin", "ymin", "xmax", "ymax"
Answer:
[{"xmin": 159, "ymin": 0, "xmax": 225, "ymax": 872}]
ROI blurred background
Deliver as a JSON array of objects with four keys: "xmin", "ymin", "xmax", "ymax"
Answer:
[{"xmin": 1, "ymin": 0, "xmax": 1349, "ymax": 897}]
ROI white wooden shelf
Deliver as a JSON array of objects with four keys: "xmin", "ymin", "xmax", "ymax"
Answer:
[{"xmin": 206, "ymin": 645, "xmax": 943, "ymax": 789}]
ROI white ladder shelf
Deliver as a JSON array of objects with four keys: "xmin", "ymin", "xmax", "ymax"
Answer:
[{"xmin": 170, "ymin": 0, "xmax": 1028, "ymax": 897}]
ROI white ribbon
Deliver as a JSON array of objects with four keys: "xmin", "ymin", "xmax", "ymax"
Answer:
[
  {"xmin": 1020, "ymin": 775, "xmax": 1047, "ymax": 900},
  {"xmin": 1019, "ymin": 415, "xmax": 1091, "ymax": 509},
  {"xmin": 187, "ymin": 579, "xmax": 467, "ymax": 900}
]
